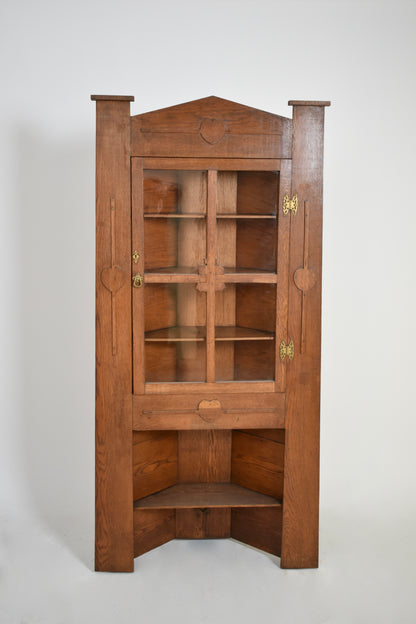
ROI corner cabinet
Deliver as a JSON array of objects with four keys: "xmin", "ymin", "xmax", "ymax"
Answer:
[{"xmin": 91, "ymin": 95, "xmax": 330, "ymax": 571}]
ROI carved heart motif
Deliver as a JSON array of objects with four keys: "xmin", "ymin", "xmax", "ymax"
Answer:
[
  {"xmin": 293, "ymin": 267, "xmax": 317, "ymax": 292},
  {"xmin": 100, "ymin": 266, "xmax": 127, "ymax": 294},
  {"xmin": 199, "ymin": 118, "xmax": 226, "ymax": 145},
  {"xmin": 198, "ymin": 399, "xmax": 221, "ymax": 410}
]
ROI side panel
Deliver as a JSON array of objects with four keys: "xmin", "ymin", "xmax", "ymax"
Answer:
[
  {"xmin": 281, "ymin": 104, "xmax": 327, "ymax": 568},
  {"xmin": 94, "ymin": 99, "xmax": 134, "ymax": 572}
]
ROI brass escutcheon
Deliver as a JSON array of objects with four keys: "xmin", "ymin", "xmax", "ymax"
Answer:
[{"xmin": 132, "ymin": 272, "xmax": 143, "ymax": 288}]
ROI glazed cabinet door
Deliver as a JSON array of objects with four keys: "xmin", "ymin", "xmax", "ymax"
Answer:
[{"xmin": 131, "ymin": 160, "xmax": 291, "ymax": 396}]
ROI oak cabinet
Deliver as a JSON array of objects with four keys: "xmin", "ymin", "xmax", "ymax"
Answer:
[{"xmin": 91, "ymin": 95, "xmax": 330, "ymax": 571}]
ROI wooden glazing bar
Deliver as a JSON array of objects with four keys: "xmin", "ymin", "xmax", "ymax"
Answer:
[
  {"xmin": 141, "ymin": 157, "xmax": 282, "ymax": 171},
  {"xmin": 206, "ymin": 170, "xmax": 217, "ymax": 382},
  {"xmin": 143, "ymin": 381, "xmax": 275, "ymax": 394},
  {"xmin": 144, "ymin": 272, "xmax": 202, "ymax": 284},
  {"xmin": 218, "ymin": 272, "xmax": 278, "ymax": 284}
]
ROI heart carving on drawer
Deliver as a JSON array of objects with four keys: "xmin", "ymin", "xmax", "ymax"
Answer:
[
  {"xmin": 198, "ymin": 399, "xmax": 221, "ymax": 410},
  {"xmin": 197, "ymin": 399, "xmax": 222, "ymax": 423}
]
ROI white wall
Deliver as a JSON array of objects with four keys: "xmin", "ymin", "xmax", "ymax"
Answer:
[{"xmin": 1, "ymin": 0, "xmax": 415, "ymax": 621}]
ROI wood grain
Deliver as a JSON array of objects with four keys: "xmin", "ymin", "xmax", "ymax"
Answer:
[
  {"xmin": 176, "ymin": 508, "xmax": 231, "ymax": 538},
  {"xmin": 231, "ymin": 431, "xmax": 284, "ymax": 498},
  {"xmin": 94, "ymin": 99, "xmax": 134, "ymax": 572},
  {"xmin": 231, "ymin": 508, "xmax": 282, "ymax": 557},
  {"xmin": 133, "ymin": 431, "xmax": 177, "ymax": 500},
  {"xmin": 178, "ymin": 430, "xmax": 231, "ymax": 482},
  {"xmin": 134, "ymin": 483, "xmax": 281, "ymax": 509},
  {"xmin": 131, "ymin": 96, "xmax": 292, "ymax": 158},
  {"xmin": 95, "ymin": 95, "xmax": 328, "ymax": 567},
  {"xmin": 281, "ymin": 102, "xmax": 328, "ymax": 569},
  {"xmin": 133, "ymin": 509, "xmax": 175, "ymax": 557}
]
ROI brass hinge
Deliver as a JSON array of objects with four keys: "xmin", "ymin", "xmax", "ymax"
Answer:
[
  {"xmin": 279, "ymin": 339, "xmax": 294, "ymax": 362},
  {"xmin": 283, "ymin": 193, "xmax": 298, "ymax": 216}
]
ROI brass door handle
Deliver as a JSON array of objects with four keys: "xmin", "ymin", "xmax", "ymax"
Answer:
[{"xmin": 132, "ymin": 272, "xmax": 143, "ymax": 288}]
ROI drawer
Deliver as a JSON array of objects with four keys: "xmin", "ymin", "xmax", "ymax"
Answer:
[{"xmin": 132, "ymin": 392, "xmax": 285, "ymax": 430}]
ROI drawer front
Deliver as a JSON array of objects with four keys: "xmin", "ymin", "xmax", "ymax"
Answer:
[{"xmin": 132, "ymin": 392, "xmax": 285, "ymax": 430}]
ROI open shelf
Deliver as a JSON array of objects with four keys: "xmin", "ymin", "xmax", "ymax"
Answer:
[
  {"xmin": 144, "ymin": 325, "xmax": 275, "ymax": 342},
  {"xmin": 133, "ymin": 483, "xmax": 282, "ymax": 510}
]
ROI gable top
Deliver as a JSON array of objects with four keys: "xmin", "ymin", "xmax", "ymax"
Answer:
[
  {"xmin": 130, "ymin": 96, "xmax": 293, "ymax": 159},
  {"xmin": 132, "ymin": 96, "xmax": 291, "ymax": 134},
  {"xmin": 134, "ymin": 95, "xmax": 289, "ymax": 122}
]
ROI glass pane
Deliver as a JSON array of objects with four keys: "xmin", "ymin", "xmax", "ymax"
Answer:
[
  {"xmin": 144, "ymin": 284, "xmax": 206, "ymax": 382},
  {"xmin": 215, "ymin": 284, "xmax": 276, "ymax": 381},
  {"xmin": 144, "ymin": 170, "xmax": 207, "ymax": 274},
  {"xmin": 216, "ymin": 171, "xmax": 278, "ymax": 273}
]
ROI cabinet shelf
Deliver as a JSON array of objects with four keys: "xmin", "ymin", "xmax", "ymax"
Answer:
[
  {"xmin": 215, "ymin": 326, "xmax": 274, "ymax": 341},
  {"xmin": 144, "ymin": 325, "xmax": 275, "ymax": 342},
  {"xmin": 145, "ymin": 326, "xmax": 206, "ymax": 342},
  {"xmin": 144, "ymin": 213, "xmax": 206, "ymax": 218},
  {"xmin": 133, "ymin": 483, "xmax": 282, "ymax": 510},
  {"xmin": 217, "ymin": 213, "xmax": 276, "ymax": 219}
]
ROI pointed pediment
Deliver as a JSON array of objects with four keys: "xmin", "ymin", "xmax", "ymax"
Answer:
[{"xmin": 131, "ymin": 96, "xmax": 292, "ymax": 159}]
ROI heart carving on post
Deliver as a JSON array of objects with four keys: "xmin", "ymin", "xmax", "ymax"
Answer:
[{"xmin": 100, "ymin": 266, "xmax": 127, "ymax": 294}]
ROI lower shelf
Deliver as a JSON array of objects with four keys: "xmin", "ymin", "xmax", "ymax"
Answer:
[{"xmin": 133, "ymin": 482, "xmax": 282, "ymax": 510}]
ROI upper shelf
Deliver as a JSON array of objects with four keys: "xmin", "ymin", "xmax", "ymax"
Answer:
[
  {"xmin": 144, "ymin": 267, "xmax": 278, "ymax": 283},
  {"xmin": 143, "ymin": 213, "xmax": 275, "ymax": 219},
  {"xmin": 144, "ymin": 213, "xmax": 205, "ymax": 218},
  {"xmin": 216, "ymin": 214, "xmax": 276, "ymax": 219},
  {"xmin": 145, "ymin": 325, "xmax": 275, "ymax": 342}
]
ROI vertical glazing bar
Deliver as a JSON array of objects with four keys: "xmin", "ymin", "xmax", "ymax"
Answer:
[{"xmin": 206, "ymin": 170, "xmax": 217, "ymax": 383}]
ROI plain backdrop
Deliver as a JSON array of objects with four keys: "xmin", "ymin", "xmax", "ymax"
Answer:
[{"xmin": 1, "ymin": 0, "xmax": 415, "ymax": 622}]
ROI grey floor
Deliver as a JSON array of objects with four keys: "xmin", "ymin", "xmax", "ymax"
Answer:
[{"xmin": 1, "ymin": 503, "xmax": 414, "ymax": 624}]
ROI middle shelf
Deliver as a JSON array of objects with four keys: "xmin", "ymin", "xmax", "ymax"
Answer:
[
  {"xmin": 144, "ymin": 325, "xmax": 275, "ymax": 342},
  {"xmin": 134, "ymin": 483, "xmax": 282, "ymax": 510}
]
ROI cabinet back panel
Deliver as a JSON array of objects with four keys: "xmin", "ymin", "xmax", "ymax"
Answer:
[
  {"xmin": 231, "ymin": 508, "xmax": 282, "ymax": 557},
  {"xmin": 234, "ymin": 341, "xmax": 275, "ymax": 381},
  {"xmin": 236, "ymin": 171, "xmax": 279, "ymax": 215},
  {"xmin": 144, "ymin": 284, "xmax": 177, "ymax": 332},
  {"xmin": 236, "ymin": 284, "xmax": 276, "ymax": 333},
  {"xmin": 144, "ymin": 219, "xmax": 178, "ymax": 270},
  {"xmin": 134, "ymin": 509, "xmax": 176, "ymax": 557},
  {"xmin": 236, "ymin": 219, "xmax": 276, "ymax": 271},
  {"xmin": 145, "ymin": 342, "xmax": 177, "ymax": 382},
  {"xmin": 178, "ymin": 431, "xmax": 232, "ymax": 482},
  {"xmin": 231, "ymin": 430, "xmax": 284, "ymax": 498},
  {"xmin": 143, "ymin": 171, "xmax": 178, "ymax": 213},
  {"xmin": 133, "ymin": 431, "xmax": 178, "ymax": 500},
  {"xmin": 176, "ymin": 508, "xmax": 231, "ymax": 538}
]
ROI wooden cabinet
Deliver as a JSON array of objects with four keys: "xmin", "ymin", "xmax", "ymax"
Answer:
[{"xmin": 91, "ymin": 95, "xmax": 330, "ymax": 571}]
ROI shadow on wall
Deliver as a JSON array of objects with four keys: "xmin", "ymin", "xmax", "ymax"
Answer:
[{"xmin": 16, "ymin": 127, "xmax": 95, "ymax": 569}]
